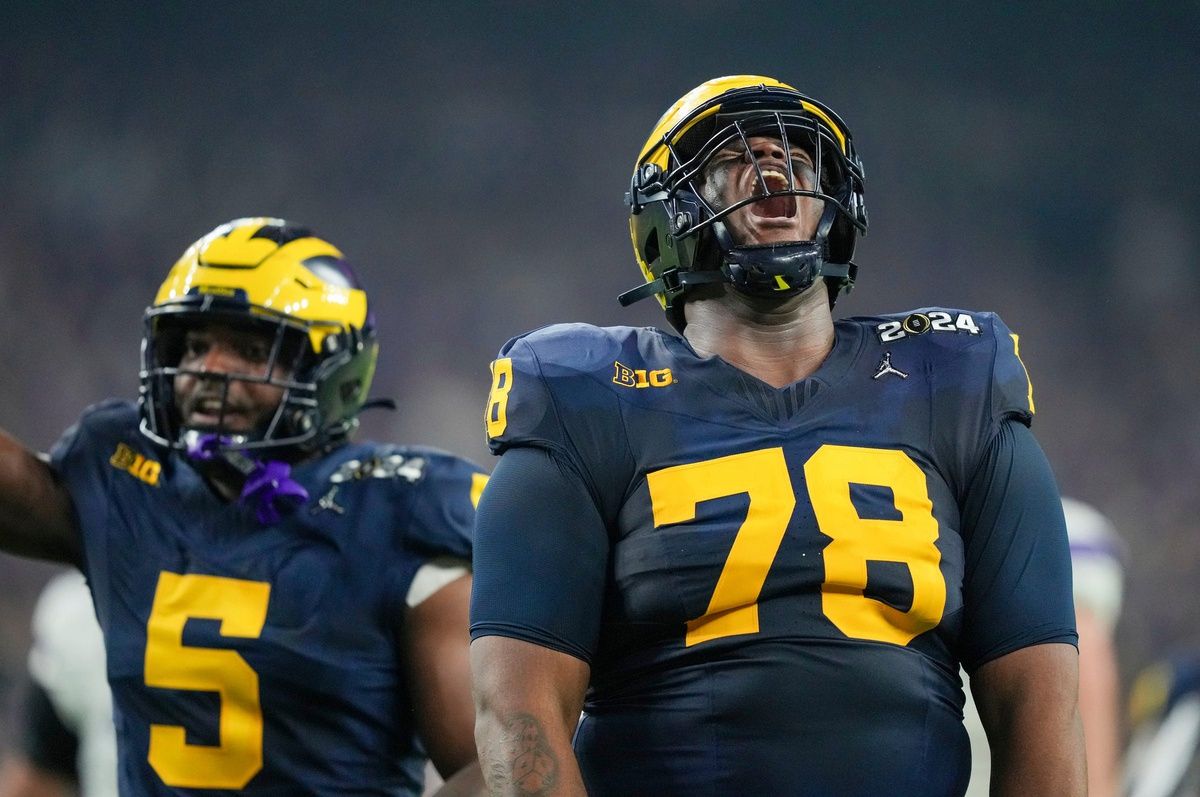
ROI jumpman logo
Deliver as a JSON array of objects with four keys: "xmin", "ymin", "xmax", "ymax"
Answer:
[
  {"xmin": 873, "ymin": 352, "xmax": 909, "ymax": 380},
  {"xmin": 312, "ymin": 484, "xmax": 346, "ymax": 515}
]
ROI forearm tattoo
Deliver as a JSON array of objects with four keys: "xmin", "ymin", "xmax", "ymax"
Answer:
[{"xmin": 486, "ymin": 713, "xmax": 559, "ymax": 795}]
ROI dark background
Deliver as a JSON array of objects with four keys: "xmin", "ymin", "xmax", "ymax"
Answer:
[{"xmin": 1, "ymin": 1, "xmax": 1197, "ymax": 752}]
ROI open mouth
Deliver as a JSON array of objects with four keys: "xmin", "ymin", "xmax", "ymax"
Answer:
[
  {"xmin": 186, "ymin": 413, "xmax": 255, "ymax": 432},
  {"xmin": 184, "ymin": 397, "xmax": 253, "ymax": 429},
  {"xmin": 752, "ymin": 195, "xmax": 797, "ymax": 219},
  {"xmin": 749, "ymin": 168, "xmax": 797, "ymax": 219}
]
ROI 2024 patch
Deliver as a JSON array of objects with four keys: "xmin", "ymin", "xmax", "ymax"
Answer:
[{"xmin": 876, "ymin": 311, "xmax": 980, "ymax": 343}]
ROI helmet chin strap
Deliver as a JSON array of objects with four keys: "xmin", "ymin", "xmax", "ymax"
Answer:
[
  {"xmin": 185, "ymin": 431, "xmax": 310, "ymax": 525},
  {"xmin": 712, "ymin": 202, "xmax": 845, "ymax": 298},
  {"xmin": 617, "ymin": 203, "xmax": 854, "ymax": 313}
]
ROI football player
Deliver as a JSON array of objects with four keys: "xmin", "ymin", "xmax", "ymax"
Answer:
[
  {"xmin": 470, "ymin": 76, "xmax": 1084, "ymax": 795},
  {"xmin": 0, "ymin": 219, "xmax": 486, "ymax": 795}
]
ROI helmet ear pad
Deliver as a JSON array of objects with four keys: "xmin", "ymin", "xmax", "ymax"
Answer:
[
  {"xmin": 630, "ymin": 184, "xmax": 725, "ymax": 331},
  {"xmin": 307, "ymin": 332, "xmax": 379, "ymax": 445}
]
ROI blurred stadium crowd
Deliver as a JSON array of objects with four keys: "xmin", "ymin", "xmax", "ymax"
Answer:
[{"xmin": 0, "ymin": 1, "xmax": 1196, "ymax": 788}]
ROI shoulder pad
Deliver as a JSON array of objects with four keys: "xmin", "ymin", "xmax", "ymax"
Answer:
[
  {"xmin": 980, "ymin": 311, "xmax": 1036, "ymax": 424},
  {"xmin": 851, "ymin": 308, "xmax": 1035, "ymax": 425},
  {"xmin": 49, "ymin": 399, "xmax": 144, "ymax": 477},
  {"xmin": 484, "ymin": 324, "xmax": 638, "ymax": 456},
  {"xmin": 403, "ymin": 451, "xmax": 484, "ymax": 561},
  {"xmin": 77, "ymin": 399, "xmax": 142, "ymax": 436},
  {"xmin": 507, "ymin": 323, "xmax": 637, "ymax": 372},
  {"xmin": 320, "ymin": 442, "xmax": 483, "ymax": 493}
]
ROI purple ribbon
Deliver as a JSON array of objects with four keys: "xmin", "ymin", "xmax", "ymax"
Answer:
[
  {"xmin": 186, "ymin": 432, "xmax": 230, "ymax": 462},
  {"xmin": 186, "ymin": 433, "xmax": 310, "ymax": 524},
  {"xmin": 240, "ymin": 459, "xmax": 310, "ymax": 525}
]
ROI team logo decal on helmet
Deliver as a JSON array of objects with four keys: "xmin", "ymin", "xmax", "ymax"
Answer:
[
  {"xmin": 139, "ymin": 217, "xmax": 380, "ymax": 454},
  {"xmin": 621, "ymin": 75, "xmax": 869, "ymax": 331}
]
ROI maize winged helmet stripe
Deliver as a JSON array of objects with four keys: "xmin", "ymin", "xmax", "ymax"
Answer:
[
  {"xmin": 636, "ymin": 76, "xmax": 848, "ymax": 172},
  {"xmin": 152, "ymin": 221, "xmax": 367, "ymax": 354}
]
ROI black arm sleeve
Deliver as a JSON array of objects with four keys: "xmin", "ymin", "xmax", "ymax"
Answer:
[
  {"xmin": 469, "ymin": 445, "xmax": 610, "ymax": 665},
  {"xmin": 957, "ymin": 419, "xmax": 1078, "ymax": 672},
  {"xmin": 14, "ymin": 676, "xmax": 79, "ymax": 782}
]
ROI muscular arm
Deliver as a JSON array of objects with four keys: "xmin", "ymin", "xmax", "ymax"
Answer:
[
  {"xmin": 959, "ymin": 421, "xmax": 1085, "ymax": 795},
  {"xmin": 469, "ymin": 446, "xmax": 610, "ymax": 796},
  {"xmin": 402, "ymin": 573, "xmax": 485, "ymax": 796},
  {"xmin": 972, "ymin": 642, "xmax": 1085, "ymax": 796},
  {"xmin": 471, "ymin": 637, "xmax": 589, "ymax": 797},
  {"xmin": 0, "ymin": 430, "xmax": 81, "ymax": 564}
]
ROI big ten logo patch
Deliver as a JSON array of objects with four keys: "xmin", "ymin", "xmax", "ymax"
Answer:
[
  {"xmin": 613, "ymin": 361, "xmax": 674, "ymax": 389},
  {"xmin": 330, "ymin": 453, "xmax": 426, "ymax": 484},
  {"xmin": 109, "ymin": 443, "xmax": 162, "ymax": 486}
]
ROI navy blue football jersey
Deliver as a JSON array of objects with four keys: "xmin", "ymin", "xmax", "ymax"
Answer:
[
  {"xmin": 473, "ymin": 309, "xmax": 1076, "ymax": 796},
  {"xmin": 50, "ymin": 400, "xmax": 485, "ymax": 796}
]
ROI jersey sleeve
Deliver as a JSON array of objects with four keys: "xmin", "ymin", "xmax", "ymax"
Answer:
[
  {"xmin": 957, "ymin": 419, "xmax": 1077, "ymax": 672},
  {"xmin": 380, "ymin": 449, "xmax": 485, "ymax": 620},
  {"xmin": 483, "ymin": 325, "xmax": 635, "ymax": 523},
  {"xmin": 914, "ymin": 310, "xmax": 1039, "ymax": 502},
  {"xmin": 48, "ymin": 400, "xmax": 131, "ymax": 477},
  {"xmin": 403, "ymin": 451, "xmax": 485, "ymax": 563},
  {"xmin": 986, "ymin": 313, "xmax": 1036, "ymax": 426},
  {"xmin": 469, "ymin": 445, "xmax": 609, "ymax": 663},
  {"xmin": 46, "ymin": 400, "xmax": 138, "ymax": 585},
  {"xmin": 485, "ymin": 334, "xmax": 570, "ymax": 457}
]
